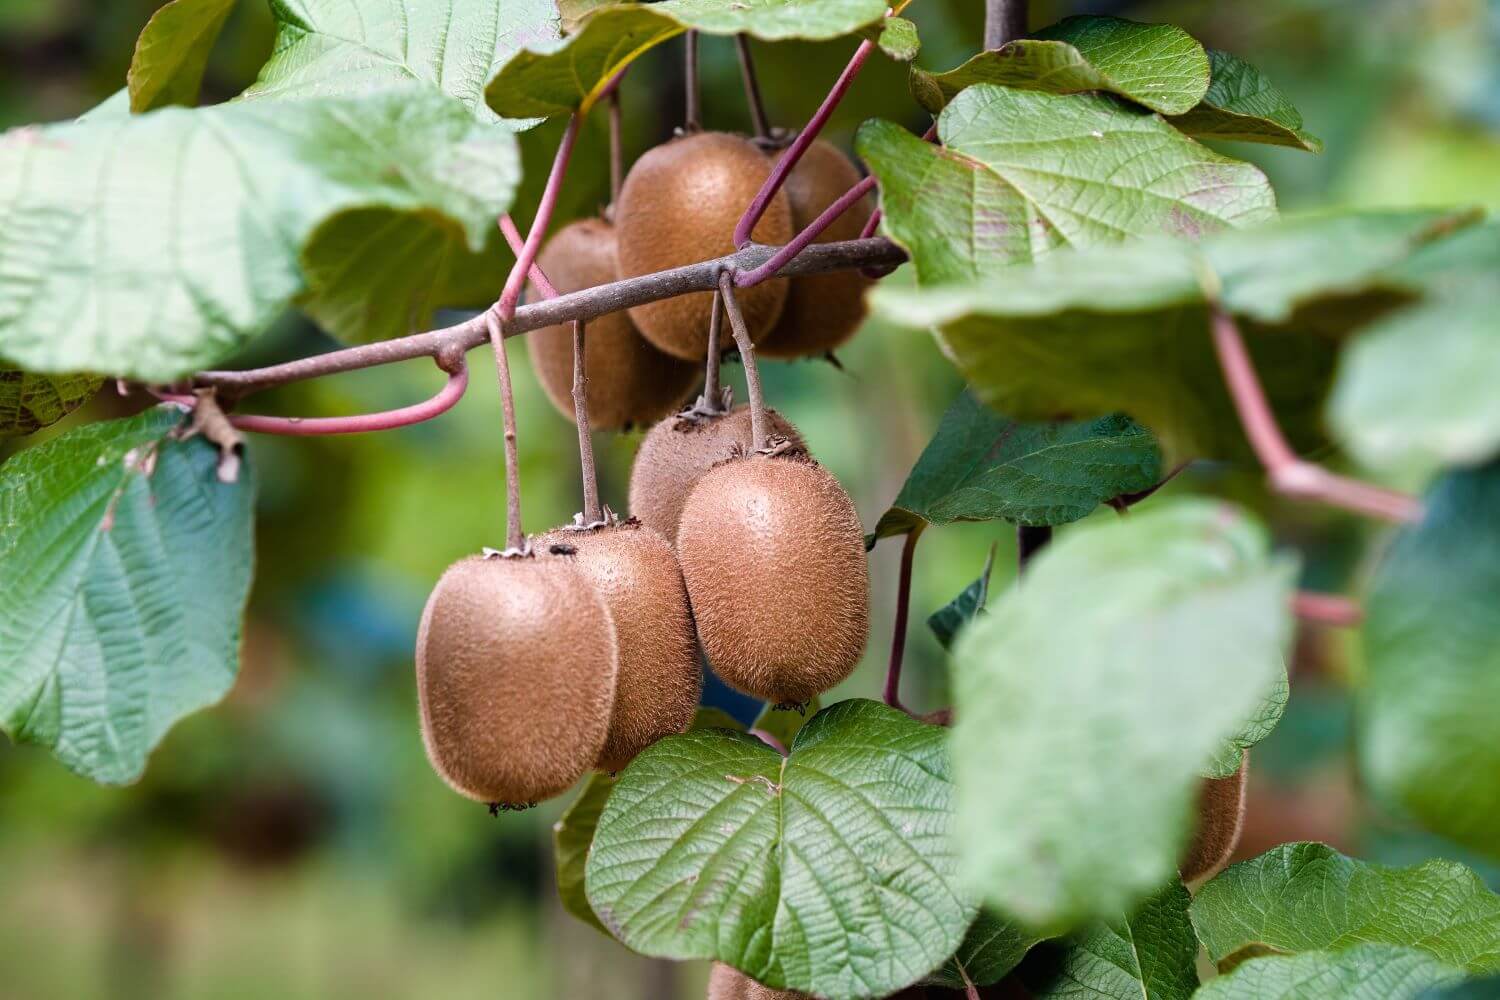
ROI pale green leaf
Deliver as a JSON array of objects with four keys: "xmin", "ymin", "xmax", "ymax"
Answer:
[
  {"xmin": 1171, "ymin": 49, "xmax": 1323, "ymax": 152},
  {"xmin": 0, "ymin": 406, "xmax": 256, "ymax": 784},
  {"xmin": 926, "ymin": 544, "xmax": 996, "ymax": 652},
  {"xmin": 0, "ymin": 370, "xmax": 102, "ymax": 438},
  {"xmin": 555, "ymin": 771, "xmax": 615, "ymax": 934},
  {"xmin": 953, "ymin": 499, "xmax": 1296, "ymax": 930},
  {"xmin": 127, "ymin": 0, "xmax": 237, "ymax": 112},
  {"xmin": 585, "ymin": 699, "xmax": 976, "ymax": 1000},
  {"xmin": 1193, "ymin": 945, "xmax": 1464, "ymax": 1000},
  {"xmin": 872, "ymin": 16, "xmax": 919, "ymax": 62}
]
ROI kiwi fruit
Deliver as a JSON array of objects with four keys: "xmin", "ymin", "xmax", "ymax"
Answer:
[
  {"xmin": 537, "ymin": 520, "xmax": 701, "ymax": 772},
  {"xmin": 527, "ymin": 219, "xmax": 700, "ymax": 430},
  {"xmin": 758, "ymin": 141, "xmax": 874, "ymax": 359},
  {"xmin": 676, "ymin": 453, "xmax": 869, "ymax": 704},
  {"xmin": 629, "ymin": 404, "xmax": 805, "ymax": 541},
  {"xmin": 416, "ymin": 553, "xmax": 619, "ymax": 805},
  {"xmin": 615, "ymin": 132, "xmax": 794, "ymax": 360},
  {"xmin": 1180, "ymin": 753, "xmax": 1250, "ymax": 883},
  {"xmin": 707, "ymin": 963, "xmax": 812, "ymax": 1000}
]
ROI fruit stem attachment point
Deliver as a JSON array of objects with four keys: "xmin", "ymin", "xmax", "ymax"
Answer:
[
  {"xmin": 1017, "ymin": 525, "xmax": 1052, "ymax": 571},
  {"xmin": 498, "ymin": 113, "xmax": 581, "ymax": 322},
  {"xmin": 700, "ymin": 288, "xmax": 727, "ymax": 414},
  {"xmin": 1210, "ymin": 307, "xmax": 1423, "ymax": 524},
  {"xmin": 683, "ymin": 31, "xmax": 702, "ymax": 133},
  {"xmin": 883, "ymin": 528, "xmax": 921, "ymax": 713},
  {"xmin": 716, "ymin": 270, "xmax": 769, "ymax": 449},
  {"xmin": 736, "ymin": 174, "xmax": 877, "ymax": 288},
  {"xmin": 572, "ymin": 320, "xmax": 604, "ymax": 525},
  {"xmin": 735, "ymin": 35, "xmax": 772, "ymax": 140},
  {"xmin": 486, "ymin": 310, "xmax": 527, "ymax": 554},
  {"xmin": 985, "ymin": 0, "xmax": 1028, "ymax": 49}
]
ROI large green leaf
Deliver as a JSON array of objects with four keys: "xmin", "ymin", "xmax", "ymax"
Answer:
[
  {"xmin": 1357, "ymin": 463, "xmax": 1500, "ymax": 858},
  {"xmin": 869, "ymin": 209, "xmax": 1477, "ymax": 460},
  {"xmin": 0, "ymin": 88, "xmax": 518, "ymax": 381},
  {"xmin": 0, "ymin": 370, "xmax": 102, "ymax": 438},
  {"xmin": 1190, "ymin": 843, "xmax": 1500, "ymax": 974},
  {"xmin": 953, "ymin": 499, "xmax": 1295, "ymax": 931},
  {"xmin": 928, "ymin": 908, "xmax": 1042, "ymax": 990},
  {"xmin": 1193, "ymin": 945, "xmax": 1464, "ymax": 1000},
  {"xmin": 1019, "ymin": 882, "xmax": 1199, "ymax": 1000},
  {"xmin": 857, "ymin": 84, "xmax": 1276, "ymax": 286},
  {"xmin": 0, "ymin": 406, "xmax": 257, "ymax": 784},
  {"xmin": 126, "ymin": 0, "xmax": 237, "ymax": 111},
  {"xmin": 585, "ymin": 699, "xmax": 976, "ymax": 1000},
  {"xmin": 488, "ymin": 0, "xmax": 888, "ymax": 119},
  {"xmin": 911, "ymin": 16, "xmax": 1209, "ymax": 116},
  {"xmin": 1171, "ymin": 49, "xmax": 1323, "ymax": 152},
  {"xmin": 873, "ymin": 392, "xmax": 1161, "ymax": 539}
]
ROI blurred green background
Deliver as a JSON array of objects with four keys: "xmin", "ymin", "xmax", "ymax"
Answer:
[{"xmin": 2, "ymin": 1, "xmax": 1497, "ymax": 997}]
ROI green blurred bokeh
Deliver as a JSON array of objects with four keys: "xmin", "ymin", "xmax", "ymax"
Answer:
[{"xmin": 1, "ymin": 2, "xmax": 1496, "ymax": 997}]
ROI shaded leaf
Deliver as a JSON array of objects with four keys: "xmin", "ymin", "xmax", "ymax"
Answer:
[
  {"xmin": 0, "ymin": 406, "xmax": 256, "ymax": 784},
  {"xmin": 953, "ymin": 500, "xmax": 1296, "ymax": 930},
  {"xmin": 0, "ymin": 370, "xmax": 102, "ymax": 438},
  {"xmin": 750, "ymin": 697, "xmax": 819, "ymax": 750},
  {"xmin": 928, "ymin": 908, "xmax": 1042, "ymax": 989},
  {"xmin": 927, "ymin": 544, "xmax": 996, "ymax": 652},
  {"xmin": 1417, "ymin": 975, "xmax": 1500, "ymax": 999},
  {"xmin": 1171, "ymin": 49, "xmax": 1323, "ymax": 152},
  {"xmin": 1194, "ymin": 945, "xmax": 1463, "ymax": 1000},
  {"xmin": 555, "ymin": 771, "xmax": 615, "ymax": 934},
  {"xmin": 1358, "ymin": 462, "xmax": 1500, "ymax": 858},
  {"xmin": 586, "ymin": 699, "xmax": 976, "ymax": 1000},
  {"xmin": 127, "ymin": 0, "xmax": 237, "ymax": 112},
  {"xmin": 1204, "ymin": 666, "xmax": 1289, "ymax": 779}
]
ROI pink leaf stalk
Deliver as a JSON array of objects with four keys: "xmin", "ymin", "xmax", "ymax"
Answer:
[{"xmin": 497, "ymin": 113, "xmax": 581, "ymax": 321}]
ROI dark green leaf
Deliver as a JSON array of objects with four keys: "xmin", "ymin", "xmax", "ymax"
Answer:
[
  {"xmin": 126, "ymin": 0, "xmax": 236, "ymax": 112},
  {"xmin": 928, "ymin": 908, "xmax": 1042, "ymax": 989},
  {"xmin": 555, "ymin": 771, "xmax": 615, "ymax": 935},
  {"xmin": 0, "ymin": 406, "xmax": 257, "ymax": 784},
  {"xmin": 585, "ymin": 699, "xmax": 976, "ymax": 1000},
  {"xmin": 1194, "ymin": 945, "xmax": 1463, "ymax": 1000},
  {"xmin": 0, "ymin": 370, "xmax": 102, "ymax": 438},
  {"xmin": 953, "ymin": 500, "xmax": 1296, "ymax": 930},
  {"xmin": 926, "ymin": 544, "xmax": 996, "ymax": 652},
  {"xmin": 1190, "ymin": 843, "xmax": 1500, "ymax": 974},
  {"xmin": 750, "ymin": 697, "xmax": 819, "ymax": 750},
  {"xmin": 1417, "ymin": 975, "xmax": 1500, "ymax": 999},
  {"xmin": 1358, "ymin": 462, "xmax": 1500, "ymax": 858},
  {"xmin": 1171, "ymin": 49, "xmax": 1323, "ymax": 152}
]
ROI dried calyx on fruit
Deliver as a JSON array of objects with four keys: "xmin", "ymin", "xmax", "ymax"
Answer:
[
  {"xmin": 416, "ymin": 551, "xmax": 619, "ymax": 807},
  {"xmin": 759, "ymin": 140, "xmax": 874, "ymax": 359},
  {"xmin": 1180, "ymin": 754, "xmax": 1250, "ymax": 883},
  {"xmin": 677, "ymin": 450, "xmax": 870, "ymax": 705},
  {"xmin": 615, "ymin": 132, "xmax": 793, "ymax": 360},
  {"xmin": 707, "ymin": 963, "xmax": 812, "ymax": 1000},
  {"xmin": 527, "ymin": 218, "xmax": 699, "ymax": 430},
  {"xmin": 538, "ymin": 516, "xmax": 701, "ymax": 773}
]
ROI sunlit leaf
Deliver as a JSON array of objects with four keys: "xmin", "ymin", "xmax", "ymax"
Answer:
[
  {"xmin": 1194, "ymin": 945, "xmax": 1463, "ymax": 1000},
  {"xmin": 1171, "ymin": 49, "xmax": 1323, "ymax": 152},
  {"xmin": 126, "ymin": 0, "xmax": 237, "ymax": 111}
]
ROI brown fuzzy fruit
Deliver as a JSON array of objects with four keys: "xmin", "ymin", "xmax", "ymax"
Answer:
[
  {"xmin": 615, "ymin": 132, "xmax": 794, "ymax": 360},
  {"xmin": 416, "ymin": 554, "xmax": 618, "ymax": 805},
  {"xmin": 527, "ymin": 219, "xmax": 699, "ymax": 430},
  {"xmin": 677, "ymin": 453, "xmax": 869, "ymax": 704},
  {"xmin": 707, "ymin": 963, "xmax": 812, "ymax": 1000},
  {"xmin": 759, "ymin": 141, "xmax": 874, "ymax": 359},
  {"xmin": 1180, "ymin": 753, "xmax": 1250, "ymax": 883},
  {"xmin": 628, "ymin": 404, "xmax": 805, "ymax": 541},
  {"xmin": 537, "ymin": 521, "xmax": 702, "ymax": 772}
]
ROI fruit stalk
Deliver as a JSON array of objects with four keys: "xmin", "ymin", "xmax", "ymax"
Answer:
[
  {"xmin": 485, "ymin": 310, "xmax": 527, "ymax": 553},
  {"xmin": 608, "ymin": 87, "xmax": 623, "ymax": 205},
  {"xmin": 883, "ymin": 528, "xmax": 921, "ymax": 712},
  {"xmin": 735, "ymin": 35, "xmax": 772, "ymax": 140},
  {"xmin": 701, "ymin": 289, "xmax": 726, "ymax": 412},
  {"xmin": 985, "ymin": 0, "xmax": 1029, "ymax": 49},
  {"xmin": 684, "ymin": 30, "xmax": 702, "ymax": 132},
  {"xmin": 497, "ymin": 113, "xmax": 582, "ymax": 321},
  {"xmin": 716, "ymin": 270, "xmax": 769, "ymax": 449}
]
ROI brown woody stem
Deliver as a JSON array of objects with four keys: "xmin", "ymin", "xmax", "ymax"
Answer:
[
  {"xmin": 486, "ymin": 311, "xmax": 525, "ymax": 553},
  {"xmin": 702, "ymin": 287, "xmax": 725, "ymax": 412},
  {"xmin": 684, "ymin": 30, "xmax": 701, "ymax": 132},
  {"xmin": 572, "ymin": 320, "xmax": 603, "ymax": 524},
  {"xmin": 716, "ymin": 270, "xmax": 768, "ymax": 449}
]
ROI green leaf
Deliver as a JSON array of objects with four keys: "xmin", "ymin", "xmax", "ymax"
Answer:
[
  {"xmin": 0, "ymin": 406, "xmax": 257, "ymax": 784},
  {"xmin": 953, "ymin": 499, "xmax": 1296, "ymax": 930},
  {"xmin": 488, "ymin": 0, "xmax": 888, "ymax": 119},
  {"xmin": 911, "ymin": 16, "xmax": 1209, "ymax": 116},
  {"xmin": 1171, "ymin": 49, "xmax": 1323, "ymax": 152},
  {"xmin": 1193, "ymin": 945, "xmax": 1464, "ymax": 1000},
  {"xmin": 1358, "ymin": 462, "xmax": 1500, "ymax": 858},
  {"xmin": 1417, "ymin": 975, "xmax": 1500, "ymax": 999},
  {"xmin": 873, "ymin": 392, "xmax": 1162, "ymax": 539},
  {"xmin": 750, "ymin": 697, "xmax": 819, "ymax": 750},
  {"xmin": 691, "ymin": 706, "xmax": 746, "ymax": 734},
  {"xmin": 0, "ymin": 88, "xmax": 519, "ymax": 381},
  {"xmin": 927, "ymin": 908, "xmax": 1042, "ymax": 989},
  {"xmin": 1204, "ymin": 667, "xmax": 1289, "ymax": 779},
  {"xmin": 0, "ymin": 370, "xmax": 102, "ymax": 438},
  {"xmin": 555, "ymin": 770, "xmax": 616, "ymax": 935},
  {"xmin": 869, "ymin": 209, "xmax": 1479, "ymax": 460},
  {"xmin": 1190, "ymin": 843, "xmax": 1500, "ymax": 974},
  {"xmin": 244, "ymin": 0, "xmax": 560, "ymax": 126},
  {"xmin": 585, "ymin": 699, "xmax": 976, "ymax": 1000},
  {"xmin": 926, "ymin": 544, "xmax": 996, "ymax": 652},
  {"xmin": 870, "ymin": 16, "xmax": 919, "ymax": 62},
  {"xmin": 126, "ymin": 0, "xmax": 237, "ymax": 112},
  {"xmin": 857, "ymin": 84, "xmax": 1276, "ymax": 286},
  {"xmin": 1019, "ymin": 881, "xmax": 1199, "ymax": 1000}
]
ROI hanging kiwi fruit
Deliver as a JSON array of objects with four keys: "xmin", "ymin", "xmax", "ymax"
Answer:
[
  {"xmin": 707, "ymin": 963, "xmax": 812, "ymax": 1000},
  {"xmin": 1180, "ymin": 753, "xmax": 1250, "ymax": 883}
]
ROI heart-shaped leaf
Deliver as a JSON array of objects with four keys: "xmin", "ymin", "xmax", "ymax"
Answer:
[
  {"xmin": 585, "ymin": 699, "xmax": 976, "ymax": 1000},
  {"xmin": 0, "ymin": 406, "xmax": 257, "ymax": 784},
  {"xmin": 1194, "ymin": 945, "xmax": 1464, "ymax": 1000},
  {"xmin": 1171, "ymin": 49, "xmax": 1323, "ymax": 152},
  {"xmin": 0, "ymin": 370, "xmax": 102, "ymax": 438},
  {"xmin": 126, "ymin": 0, "xmax": 236, "ymax": 111}
]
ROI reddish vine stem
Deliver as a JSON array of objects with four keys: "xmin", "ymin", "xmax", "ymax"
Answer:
[
  {"xmin": 884, "ymin": 528, "xmax": 921, "ymax": 712},
  {"xmin": 683, "ymin": 30, "xmax": 702, "ymax": 132},
  {"xmin": 737, "ymin": 174, "xmax": 877, "ymax": 288},
  {"xmin": 497, "ymin": 113, "xmax": 581, "ymax": 321},
  {"xmin": 735, "ymin": 35, "xmax": 772, "ymax": 140},
  {"xmin": 1293, "ymin": 592, "xmax": 1364, "ymax": 628},
  {"xmin": 716, "ymin": 270, "xmax": 768, "ymax": 448},
  {"xmin": 486, "ymin": 311, "xmax": 525, "ymax": 553},
  {"xmin": 1209, "ymin": 308, "xmax": 1423, "ymax": 524},
  {"xmin": 608, "ymin": 88, "xmax": 623, "ymax": 207},
  {"xmin": 985, "ymin": 0, "xmax": 1028, "ymax": 48}
]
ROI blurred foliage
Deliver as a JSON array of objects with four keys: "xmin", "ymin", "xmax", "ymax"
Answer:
[{"xmin": 1, "ymin": 0, "xmax": 1496, "ymax": 996}]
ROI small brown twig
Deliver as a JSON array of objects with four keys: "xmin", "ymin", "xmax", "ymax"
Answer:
[
  {"xmin": 735, "ymin": 35, "xmax": 772, "ymax": 140},
  {"xmin": 608, "ymin": 87, "xmax": 623, "ymax": 208},
  {"xmin": 188, "ymin": 389, "xmax": 244, "ymax": 483},
  {"xmin": 572, "ymin": 320, "xmax": 603, "ymax": 524},
  {"xmin": 883, "ymin": 528, "xmax": 921, "ymax": 712},
  {"xmin": 486, "ymin": 311, "xmax": 526, "ymax": 555},
  {"xmin": 700, "ymin": 287, "xmax": 727, "ymax": 414},
  {"xmin": 683, "ymin": 30, "xmax": 702, "ymax": 132},
  {"xmin": 716, "ymin": 270, "xmax": 768, "ymax": 449}
]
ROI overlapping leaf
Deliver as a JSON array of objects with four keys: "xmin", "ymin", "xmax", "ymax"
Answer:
[
  {"xmin": 1205, "ymin": 667, "xmax": 1289, "ymax": 779},
  {"xmin": 0, "ymin": 87, "xmax": 518, "ymax": 381},
  {"xmin": 928, "ymin": 908, "xmax": 1041, "ymax": 990},
  {"xmin": 927, "ymin": 545, "xmax": 996, "ymax": 651},
  {"xmin": 750, "ymin": 697, "xmax": 818, "ymax": 749},
  {"xmin": 0, "ymin": 370, "xmax": 102, "ymax": 438},
  {"xmin": 1194, "ymin": 945, "xmax": 1464, "ymax": 1000},
  {"xmin": 126, "ymin": 0, "xmax": 237, "ymax": 111},
  {"xmin": 585, "ymin": 699, "xmax": 976, "ymax": 1000},
  {"xmin": 1173, "ymin": 49, "xmax": 1324, "ymax": 152},
  {"xmin": 0, "ymin": 407, "xmax": 256, "ymax": 784}
]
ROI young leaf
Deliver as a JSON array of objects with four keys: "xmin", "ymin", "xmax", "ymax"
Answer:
[
  {"xmin": 857, "ymin": 84, "xmax": 1276, "ymax": 286},
  {"xmin": 1358, "ymin": 462, "xmax": 1500, "ymax": 858},
  {"xmin": 872, "ymin": 391, "xmax": 1162, "ymax": 539},
  {"xmin": 1190, "ymin": 843, "xmax": 1500, "ymax": 974},
  {"xmin": 911, "ymin": 16, "xmax": 1209, "ymax": 116},
  {"xmin": 926, "ymin": 908, "xmax": 1042, "ymax": 989},
  {"xmin": 1193, "ymin": 945, "xmax": 1464, "ymax": 1000},
  {"xmin": 585, "ymin": 699, "xmax": 976, "ymax": 1000},
  {"xmin": 0, "ymin": 370, "xmax": 102, "ymax": 438},
  {"xmin": 751, "ymin": 696, "xmax": 819, "ymax": 750},
  {"xmin": 872, "ymin": 16, "xmax": 919, "ymax": 62},
  {"xmin": 0, "ymin": 407, "xmax": 256, "ymax": 784},
  {"xmin": 555, "ymin": 771, "xmax": 615, "ymax": 935},
  {"xmin": 1171, "ymin": 49, "xmax": 1324, "ymax": 152},
  {"xmin": 927, "ymin": 545, "xmax": 996, "ymax": 652},
  {"xmin": 1018, "ymin": 881, "xmax": 1200, "ymax": 1000},
  {"xmin": 126, "ymin": 0, "xmax": 237, "ymax": 112},
  {"xmin": 952, "ymin": 499, "xmax": 1296, "ymax": 931},
  {"xmin": 0, "ymin": 88, "xmax": 519, "ymax": 381}
]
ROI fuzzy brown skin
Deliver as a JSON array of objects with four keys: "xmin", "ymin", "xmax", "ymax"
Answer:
[
  {"xmin": 707, "ymin": 963, "xmax": 812, "ymax": 1000},
  {"xmin": 527, "ymin": 219, "xmax": 700, "ymax": 430},
  {"xmin": 1180, "ymin": 753, "xmax": 1250, "ymax": 883},
  {"xmin": 628, "ymin": 405, "xmax": 805, "ymax": 541},
  {"xmin": 677, "ymin": 454, "xmax": 870, "ymax": 704},
  {"xmin": 537, "ymin": 521, "xmax": 702, "ymax": 772},
  {"xmin": 615, "ymin": 132, "xmax": 793, "ymax": 360},
  {"xmin": 416, "ymin": 554, "xmax": 618, "ymax": 805},
  {"xmin": 758, "ymin": 141, "xmax": 874, "ymax": 359}
]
